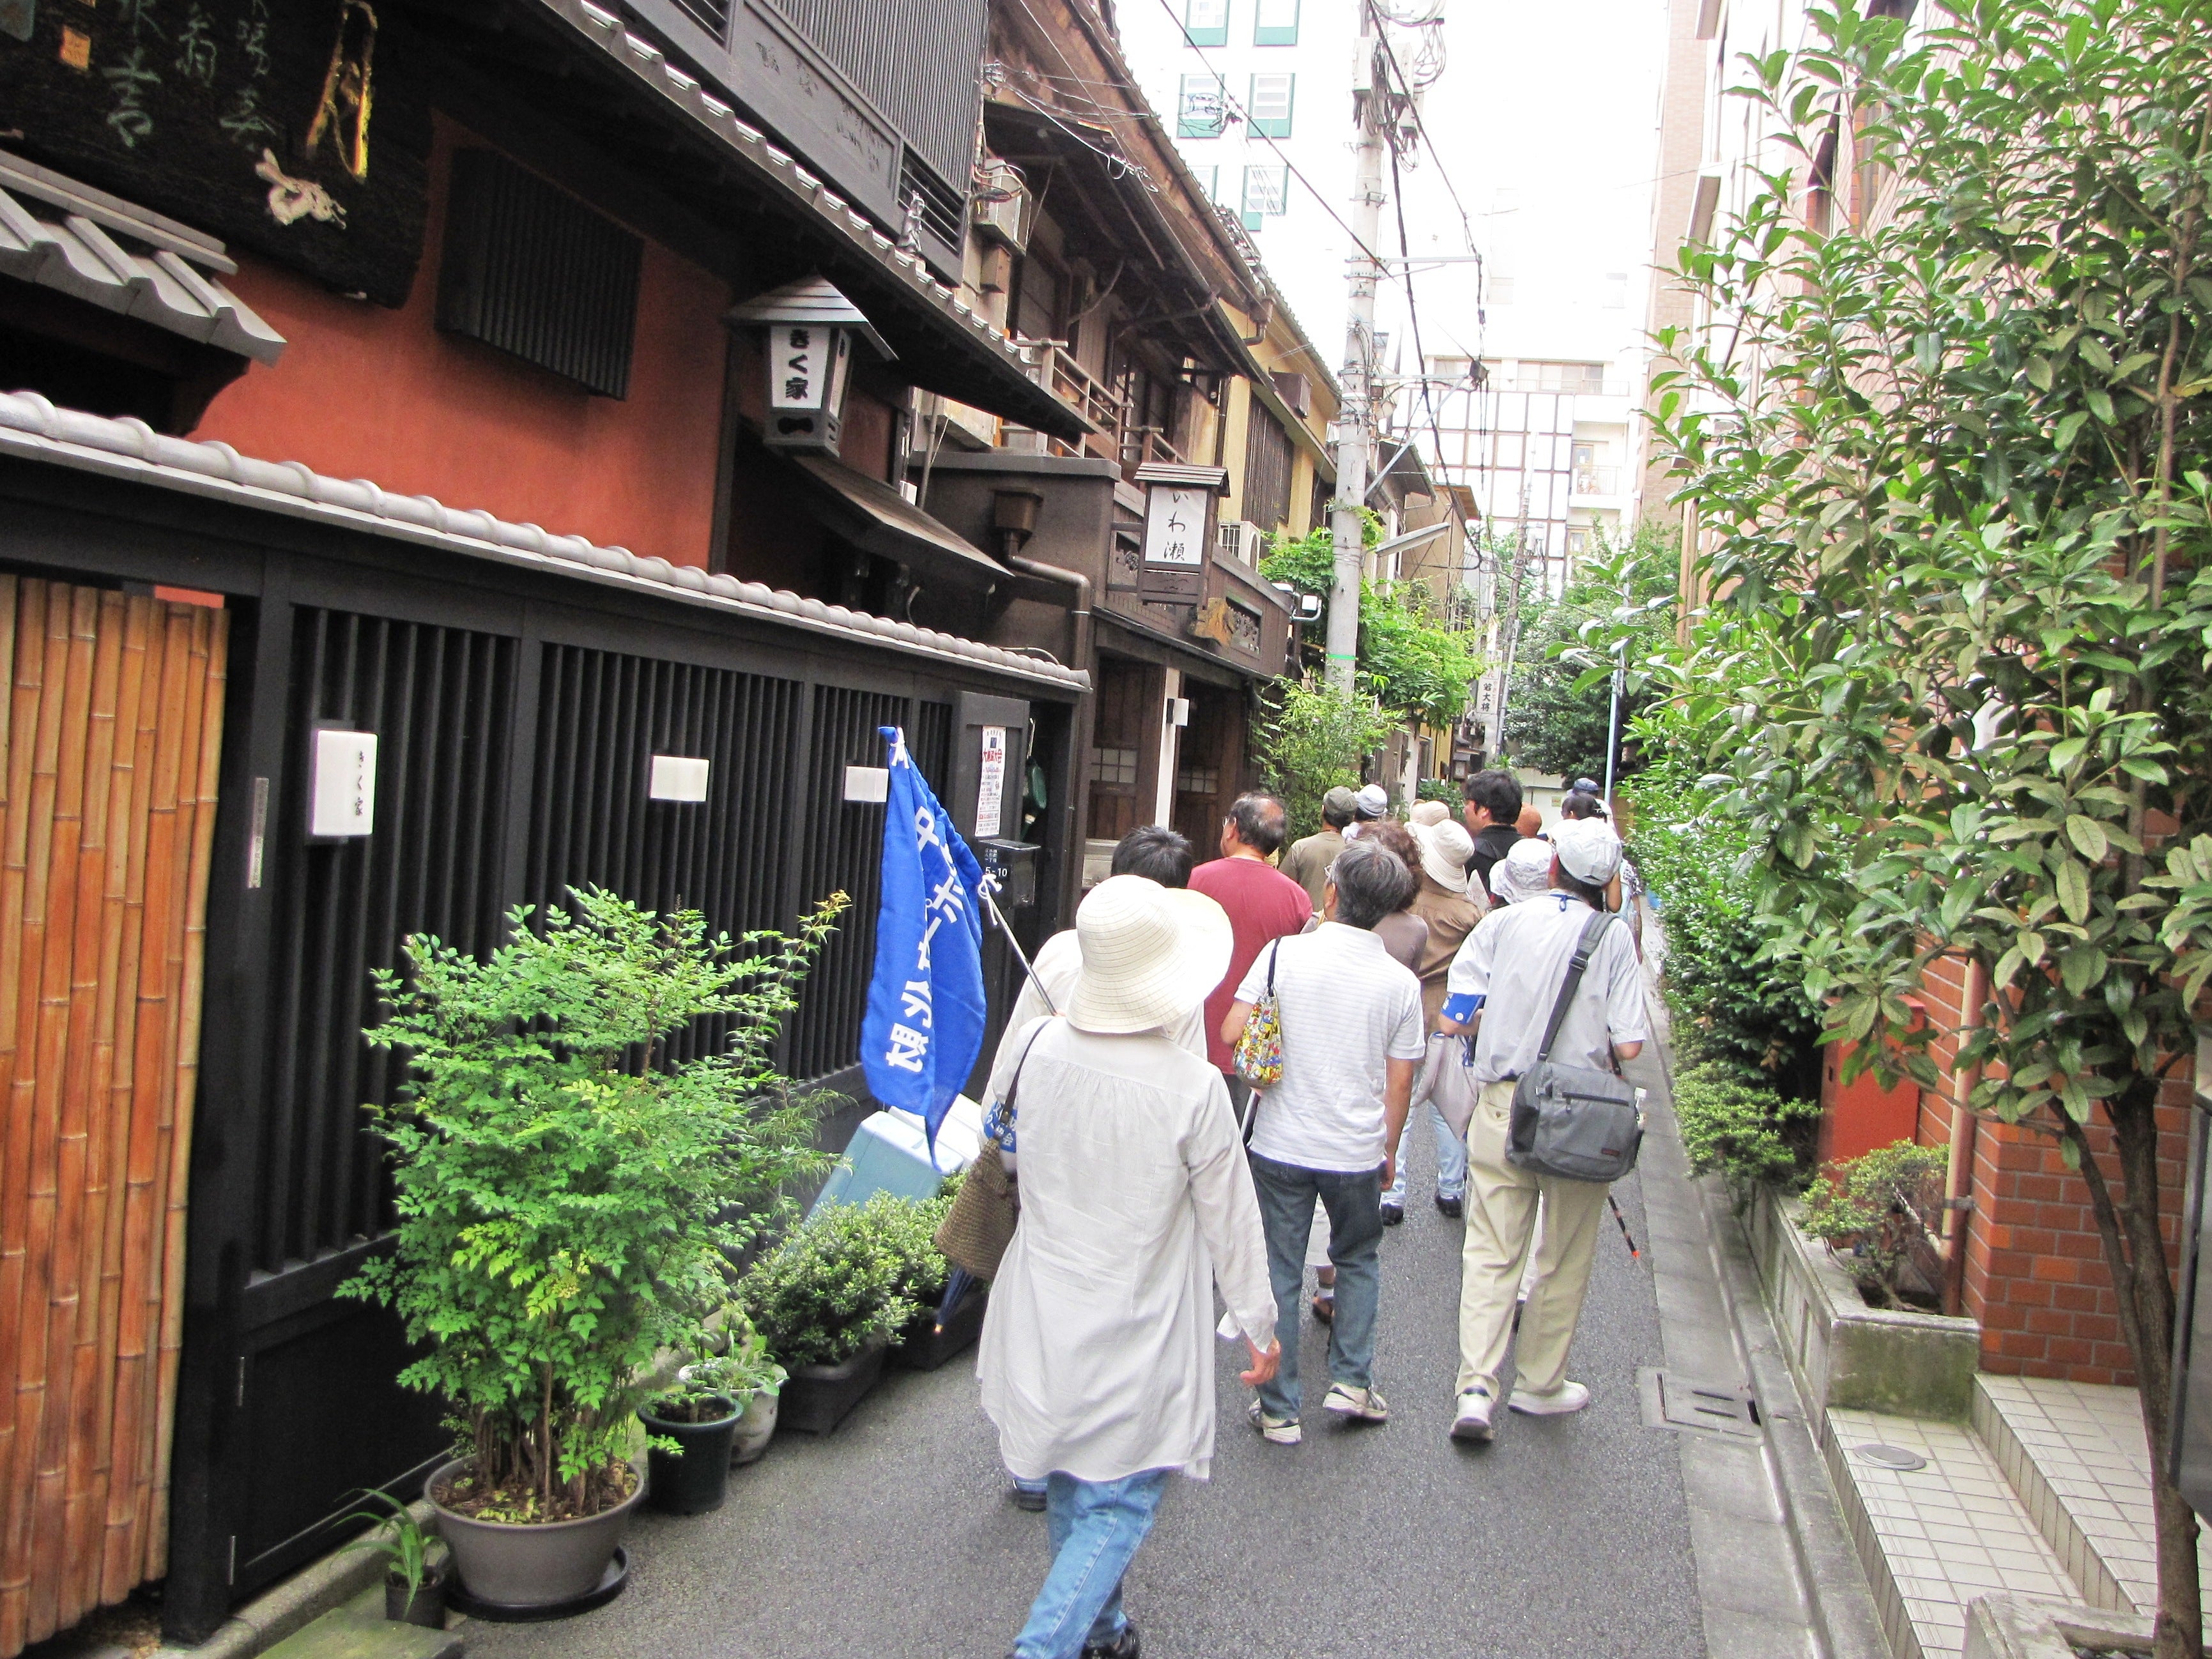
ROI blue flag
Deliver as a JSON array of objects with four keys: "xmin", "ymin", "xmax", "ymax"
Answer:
[{"xmin": 861, "ymin": 726, "xmax": 989, "ymax": 1154}]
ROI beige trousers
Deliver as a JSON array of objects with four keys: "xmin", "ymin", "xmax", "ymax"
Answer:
[{"xmin": 1456, "ymin": 1079, "xmax": 1611, "ymax": 1400}]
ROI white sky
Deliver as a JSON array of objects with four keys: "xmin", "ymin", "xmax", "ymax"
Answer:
[{"xmin": 1392, "ymin": 0, "xmax": 1668, "ymax": 370}]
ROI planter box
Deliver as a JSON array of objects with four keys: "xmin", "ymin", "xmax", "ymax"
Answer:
[
  {"xmin": 897, "ymin": 1287, "xmax": 987, "ymax": 1371},
  {"xmin": 1748, "ymin": 1184, "xmax": 1981, "ymax": 1423},
  {"xmin": 778, "ymin": 1343, "xmax": 887, "ymax": 1434},
  {"xmin": 1962, "ymin": 1593, "xmax": 2151, "ymax": 1658}
]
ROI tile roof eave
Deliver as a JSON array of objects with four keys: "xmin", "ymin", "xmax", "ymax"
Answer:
[{"xmin": 0, "ymin": 392, "xmax": 1090, "ymax": 694}]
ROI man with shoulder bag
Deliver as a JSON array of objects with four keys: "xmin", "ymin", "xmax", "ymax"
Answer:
[{"xmin": 1436, "ymin": 818, "xmax": 1648, "ymax": 1443}]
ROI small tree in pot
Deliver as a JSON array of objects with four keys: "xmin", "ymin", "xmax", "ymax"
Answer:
[
  {"xmin": 736, "ymin": 1193, "xmax": 919, "ymax": 1433},
  {"xmin": 342, "ymin": 887, "xmax": 843, "ymax": 1609}
]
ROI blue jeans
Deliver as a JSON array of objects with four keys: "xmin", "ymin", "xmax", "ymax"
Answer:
[
  {"xmin": 1012, "ymin": 1469, "xmax": 1171, "ymax": 1659},
  {"xmin": 1383, "ymin": 1101, "xmax": 1468, "ymax": 1205},
  {"xmin": 1248, "ymin": 1152, "xmax": 1383, "ymax": 1420}
]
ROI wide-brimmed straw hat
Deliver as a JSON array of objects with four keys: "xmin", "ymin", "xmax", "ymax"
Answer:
[
  {"xmin": 1414, "ymin": 820, "xmax": 1474, "ymax": 892},
  {"xmin": 1068, "ymin": 875, "xmax": 1234, "ymax": 1034}
]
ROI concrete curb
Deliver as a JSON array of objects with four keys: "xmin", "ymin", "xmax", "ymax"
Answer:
[
  {"xmin": 157, "ymin": 1502, "xmax": 436, "ymax": 1659},
  {"xmin": 1688, "ymin": 1159, "xmax": 1893, "ymax": 1659}
]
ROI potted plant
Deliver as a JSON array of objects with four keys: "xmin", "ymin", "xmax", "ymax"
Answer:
[
  {"xmin": 680, "ymin": 1313, "xmax": 787, "ymax": 1467},
  {"xmin": 342, "ymin": 1489, "xmax": 445, "ymax": 1629},
  {"xmin": 887, "ymin": 1181, "xmax": 987, "ymax": 1371},
  {"xmin": 342, "ymin": 887, "xmax": 843, "ymax": 1615},
  {"xmin": 637, "ymin": 1368, "xmax": 741, "ymax": 1517},
  {"xmin": 736, "ymin": 1194, "xmax": 918, "ymax": 1434}
]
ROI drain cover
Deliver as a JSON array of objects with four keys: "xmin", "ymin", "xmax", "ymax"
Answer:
[
  {"xmin": 1638, "ymin": 1368, "xmax": 1762, "ymax": 1440},
  {"xmin": 1853, "ymin": 1442, "xmax": 1928, "ymax": 1472}
]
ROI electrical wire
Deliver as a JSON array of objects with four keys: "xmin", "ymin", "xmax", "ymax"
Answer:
[
  {"xmin": 1146, "ymin": 0, "xmax": 1388, "ymax": 267},
  {"xmin": 1371, "ymin": 13, "xmax": 1477, "ymax": 255},
  {"xmin": 1387, "ymin": 136, "xmax": 1480, "ymax": 582}
]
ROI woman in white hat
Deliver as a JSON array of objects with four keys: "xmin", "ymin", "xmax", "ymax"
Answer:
[{"xmin": 979, "ymin": 875, "xmax": 1280, "ymax": 1659}]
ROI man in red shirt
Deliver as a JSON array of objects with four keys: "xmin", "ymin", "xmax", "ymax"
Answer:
[{"xmin": 1188, "ymin": 793, "xmax": 1312, "ymax": 1112}]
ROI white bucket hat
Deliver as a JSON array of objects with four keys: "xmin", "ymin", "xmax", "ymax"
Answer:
[
  {"xmin": 1068, "ymin": 875, "xmax": 1234, "ymax": 1035},
  {"xmin": 1413, "ymin": 820, "xmax": 1473, "ymax": 892},
  {"xmin": 1491, "ymin": 837, "xmax": 1556, "ymax": 905},
  {"xmin": 1408, "ymin": 800, "xmax": 1450, "ymax": 828}
]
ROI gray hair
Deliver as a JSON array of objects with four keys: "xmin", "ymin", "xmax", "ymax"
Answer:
[
  {"xmin": 1330, "ymin": 839, "xmax": 1416, "ymax": 929},
  {"xmin": 1224, "ymin": 792, "xmax": 1288, "ymax": 857}
]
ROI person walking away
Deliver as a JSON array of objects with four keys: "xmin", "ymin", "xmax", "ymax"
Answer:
[
  {"xmin": 1218, "ymin": 841, "xmax": 1422, "ymax": 1443},
  {"xmin": 1558, "ymin": 788, "xmax": 1647, "ymax": 958},
  {"xmin": 1351, "ymin": 819, "xmax": 1429, "ymax": 974},
  {"xmin": 1188, "ymin": 794, "xmax": 1310, "ymax": 1117},
  {"xmin": 1461, "ymin": 771, "xmax": 1525, "ymax": 892},
  {"xmin": 1006, "ymin": 826, "xmax": 1208, "ymax": 1060},
  {"xmin": 1383, "ymin": 819, "xmax": 1485, "ymax": 1223},
  {"xmin": 981, "ymin": 876, "xmax": 1280, "ymax": 1659},
  {"xmin": 994, "ymin": 826, "xmax": 1213, "ymax": 1513},
  {"xmin": 1440, "ymin": 819, "xmax": 1647, "ymax": 1443},
  {"xmin": 1408, "ymin": 800, "xmax": 1451, "ymax": 829},
  {"xmin": 1280, "ymin": 786, "xmax": 1356, "ymax": 909},
  {"xmin": 1514, "ymin": 804, "xmax": 1544, "ymax": 839}
]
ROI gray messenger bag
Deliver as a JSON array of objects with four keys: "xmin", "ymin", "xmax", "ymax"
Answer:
[{"xmin": 1507, "ymin": 910, "xmax": 1644, "ymax": 1184}]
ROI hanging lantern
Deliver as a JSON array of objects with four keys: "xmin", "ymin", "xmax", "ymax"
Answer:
[{"xmin": 724, "ymin": 277, "xmax": 895, "ymax": 457}]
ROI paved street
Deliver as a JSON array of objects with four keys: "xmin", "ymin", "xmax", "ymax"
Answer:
[{"xmin": 469, "ymin": 1060, "xmax": 1714, "ymax": 1659}]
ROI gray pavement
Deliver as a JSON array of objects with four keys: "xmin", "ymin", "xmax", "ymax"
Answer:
[{"xmin": 466, "ymin": 1073, "xmax": 1728, "ymax": 1659}]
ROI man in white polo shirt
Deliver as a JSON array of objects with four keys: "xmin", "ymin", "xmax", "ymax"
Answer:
[
  {"xmin": 1218, "ymin": 839, "xmax": 1423, "ymax": 1444},
  {"xmin": 1439, "ymin": 817, "xmax": 1648, "ymax": 1442}
]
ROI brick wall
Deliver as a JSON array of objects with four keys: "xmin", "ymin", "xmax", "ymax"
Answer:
[{"xmin": 1908, "ymin": 954, "xmax": 2192, "ymax": 1388}]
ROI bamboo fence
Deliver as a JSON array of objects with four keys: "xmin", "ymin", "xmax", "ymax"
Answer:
[{"xmin": 0, "ymin": 579, "xmax": 228, "ymax": 1656}]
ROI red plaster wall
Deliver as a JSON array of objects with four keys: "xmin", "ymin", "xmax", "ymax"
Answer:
[
  {"xmin": 191, "ymin": 115, "xmax": 728, "ymax": 569},
  {"xmin": 1908, "ymin": 951, "xmax": 2193, "ymax": 1387}
]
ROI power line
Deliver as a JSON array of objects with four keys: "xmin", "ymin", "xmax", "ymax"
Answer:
[
  {"xmin": 1369, "ymin": 11, "xmax": 1477, "ymax": 256},
  {"xmin": 1146, "ymin": 0, "xmax": 1388, "ymax": 266}
]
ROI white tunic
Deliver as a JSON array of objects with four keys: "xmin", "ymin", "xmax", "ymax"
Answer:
[{"xmin": 977, "ymin": 1016, "xmax": 1278, "ymax": 1483}]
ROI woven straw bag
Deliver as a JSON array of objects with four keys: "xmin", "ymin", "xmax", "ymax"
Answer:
[{"xmin": 933, "ymin": 1022, "xmax": 1049, "ymax": 1280}]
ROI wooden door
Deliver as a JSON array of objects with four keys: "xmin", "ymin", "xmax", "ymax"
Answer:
[
  {"xmin": 0, "ymin": 579, "xmax": 226, "ymax": 1658},
  {"xmin": 1086, "ymin": 658, "xmax": 1151, "ymax": 843}
]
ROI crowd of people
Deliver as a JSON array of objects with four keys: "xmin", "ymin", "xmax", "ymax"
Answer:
[{"xmin": 975, "ymin": 773, "xmax": 1652, "ymax": 1659}]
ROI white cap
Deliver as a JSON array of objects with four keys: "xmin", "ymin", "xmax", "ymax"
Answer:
[
  {"xmin": 1355, "ymin": 783, "xmax": 1388, "ymax": 820},
  {"xmin": 1552, "ymin": 818, "xmax": 1624, "ymax": 885},
  {"xmin": 1067, "ymin": 876, "xmax": 1234, "ymax": 1034}
]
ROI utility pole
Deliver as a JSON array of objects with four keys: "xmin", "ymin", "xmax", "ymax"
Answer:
[{"xmin": 1326, "ymin": 6, "xmax": 1389, "ymax": 693}]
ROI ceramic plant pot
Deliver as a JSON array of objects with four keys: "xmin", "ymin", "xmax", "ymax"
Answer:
[
  {"xmin": 729, "ymin": 1389, "xmax": 779, "ymax": 1467},
  {"xmin": 427, "ymin": 1458, "xmax": 641, "ymax": 1613},
  {"xmin": 638, "ymin": 1394, "xmax": 741, "ymax": 1515},
  {"xmin": 776, "ymin": 1343, "xmax": 887, "ymax": 1434}
]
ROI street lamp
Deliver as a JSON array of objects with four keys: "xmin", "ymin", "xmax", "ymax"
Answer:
[
  {"xmin": 725, "ymin": 277, "xmax": 894, "ymax": 458},
  {"xmin": 1601, "ymin": 636, "xmax": 1628, "ymax": 806}
]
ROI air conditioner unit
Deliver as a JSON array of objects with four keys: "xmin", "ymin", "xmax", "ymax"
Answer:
[
  {"xmin": 1270, "ymin": 371, "xmax": 1312, "ymax": 418},
  {"xmin": 1218, "ymin": 519, "xmax": 1264, "ymax": 566},
  {"xmin": 971, "ymin": 158, "xmax": 1033, "ymax": 252}
]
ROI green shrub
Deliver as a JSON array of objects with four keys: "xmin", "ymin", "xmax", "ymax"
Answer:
[
  {"xmin": 1254, "ymin": 681, "xmax": 1396, "ymax": 843},
  {"xmin": 1416, "ymin": 777, "xmax": 1464, "ymax": 814},
  {"xmin": 1628, "ymin": 763, "xmax": 1822, "ymax": 1099},
  {"xmin": 1673, "ymin": 1061, "xmax": 1820, "ymax": 1209},
  {"xmin": 735, "ymin": 1192, "xmax": 925, "ymax": 1368},
  {"xmin": 1798, "ymin": 1141, "xmax": 1948, "ymax": 1311},
  {"xmin": 342, "ymin": 887, "xmax": 843, "ymax": 1522}
]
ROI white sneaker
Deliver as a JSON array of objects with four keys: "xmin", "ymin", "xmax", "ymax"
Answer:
[
  {"xmin": 1247, "ymin": 1398, "xmax": 1302, "ymax": 1444},
  {"xmin": 1509, "ymin": 1379, "xmax": 1592, "ymax": 1416},
  {"xmin": 1321, "ymin": 1383, "xmax": 1388, "ymax": 1423},
  {"xmin": 1449, "ymin": 1389, "xmax": 1495, "ymax": 1442}
]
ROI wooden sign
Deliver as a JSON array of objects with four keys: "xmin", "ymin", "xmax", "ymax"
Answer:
[{"xmin": 0, "ymin": 0, "xmax": 429, "ymax": 306}]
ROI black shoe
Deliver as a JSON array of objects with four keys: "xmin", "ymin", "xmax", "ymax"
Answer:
[
  {"xmin": 1084, "ymin": 1621, "xmax": 1140, "ymax": 1657},
  {"xmin": 1380, "ymin": 1200, "xmax": 1404, "ymax": 1226},
  {"xmin": 1011, "ymin": 1484, "xmax": 1047, "ymax": 1512},
  {"xmin": 1435, "ymin": 1193, "xmax": 1464, "ymax": 1218}
]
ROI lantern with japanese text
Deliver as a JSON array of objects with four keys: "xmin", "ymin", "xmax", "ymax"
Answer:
[{"xmin": 725, "ymin": 277, "xmax": 894, "ymax": 457}]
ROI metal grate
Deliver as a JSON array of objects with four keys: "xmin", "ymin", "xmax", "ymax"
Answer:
[
  {"xmin": 256, "ymin": 611, "xmax": 516, "ymax": 1273},
  {"xmin": 525, "ymin": 645, "xmax": 803, "ymax": 1062},
  {"xmin": 1638, "ymin": 1368, "xmax": 1763, "ymax": 1441},
  {"xmin": 786, "ymin": 691, "xmax": 950, "ymax": 1080},
  {"xmin": 436, "ymin": 148, "xmax": 643, "ymax": 399}
]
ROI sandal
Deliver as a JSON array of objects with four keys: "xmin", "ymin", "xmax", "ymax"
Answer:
[{"xmin": 1311, "ymin": 1292, "xmax": 1335, "ymax": 1324}]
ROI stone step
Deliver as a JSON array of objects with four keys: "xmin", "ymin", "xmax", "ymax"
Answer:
[
  {"xmin": 1822, "ymin": 1407, "xmax": 2077, "ymax": 1659},
  {"xmin": 257, "ymin": 1587, "xmax": 462, "ymax": 1659},
  {"xmin": 1972, "ymin": 1372, "xmax": 2210, "ymax": 1620}
]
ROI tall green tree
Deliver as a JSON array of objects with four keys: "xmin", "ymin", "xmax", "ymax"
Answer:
[
  {"xmin": 1627, "ymin": 4, "xmax": 2212, "ymax": 1648},
  {"xmin": 1505, "ymin": 529, "xmax": 1676, "ymax": 783}
]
